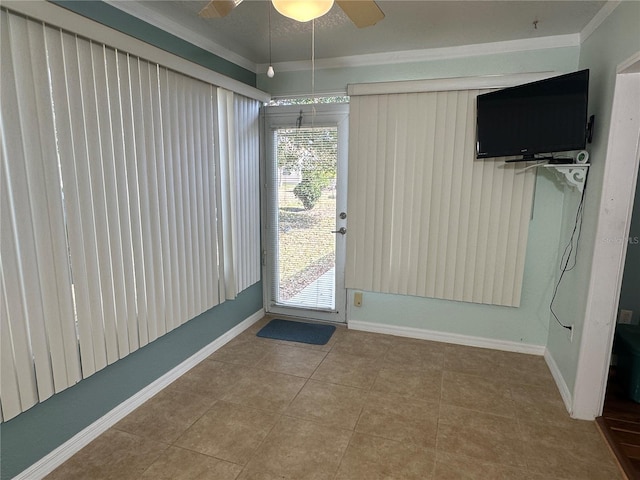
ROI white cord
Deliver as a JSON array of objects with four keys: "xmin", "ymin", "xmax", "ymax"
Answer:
[{"xmin": 311, "ymin": 19, "xmax": 316, "ymax": 122}]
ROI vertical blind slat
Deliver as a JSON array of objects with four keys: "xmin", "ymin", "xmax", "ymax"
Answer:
[
  {"xmin": 170, "ymin": 72, "xmax": 190, "ymax": 321},
  {"xmin": 380, "ymin": 97, "xmax": 395, "ymax": 291},
  {"xmin": 415, "ymin": 93, "xmax": 437, "ymax": 296},
  {"xmin": 158, "ymin": 68, "xmax": 179, "ymax": 330},
  {"xmin": 199, "ymin": 81, "xmax": 210, "ymax": 313},
  {"xmin": 454, "ymin": 92, "xmax": 475, "ymax": 299},
  {"xmin": 403, "ymin": 94, "xmax": 419, "ymax": 296},
  {"xmin": 183, "ymin": 79, "xmax": 197, "ymax": 316},
  {"xmin": 90, "ymin": 41, "xmax": 121, "ymax": 364},
  {"xmin": 208, "ymin": 86, "xmax": 221, "ymax": 308},
  {"xmin": 155, "ymin": 67, "xmax": 173, "ymax": 332},
  {"xmin": 236, "ymin": 98, "xmax": 246, "ymax": 290},
  {"xmin": 148, "ymin": 64, "xmax": 168, "ymax": 336},
  {"xmin": 103, "ymin": 46, "xmax": 131, "ymax": 359},
  {"xmin": 122, "ymin": 53, "xmax": 148, "ymax": 350},
  {"xmin": 132, "ymin": 58, "xmax": 154, "ymax": 344},
  {"xmin": 194, "ymin": 82, "xmax": 207, "ymax": 315},
  {"xmin": 138, "ymin": 59, "xmax": 158, "ymax": 342},
  {"xmin": 205, "ymin": 82, "xmax": 216, "ymax": 311},
  {"xmin": 177, "ymin": 75, "xmax": 195, "ymax": 320},
  {"xmin": 113, "ymin": 50, "xmax": 138, "ymax": 354},
  {"xmin": 189, "ymin": 80, "xmax": 202, "ymax": 312}
]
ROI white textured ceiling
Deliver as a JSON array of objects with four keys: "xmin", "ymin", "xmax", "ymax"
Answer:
[{"xmin": 112, "ymin": 1, "xmax": 607, "ymax": 67}]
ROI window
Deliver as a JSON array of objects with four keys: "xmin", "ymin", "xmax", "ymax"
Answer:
[{"xmin": 0, "ymin": 8, "xmax": 260, "ymax": 421}]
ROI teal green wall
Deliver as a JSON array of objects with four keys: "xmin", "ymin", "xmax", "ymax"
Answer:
[
  {"xmin": 258, "ymin": 46, "xmax": 579, "ymax": 96},
  {"xmin": 547, "ymin": 1, "xmax": 640, "ymax": 393},
  {"xmin": 51, "ymin": 1, "xmax": 256, "ymax": 87},
  {"xmin": 619, "ymin": 178, "xmax": 640, "ymax": 324},
  {"xmin": 0, "ymin": 282, "xmax": 262, "ymax": 480}
]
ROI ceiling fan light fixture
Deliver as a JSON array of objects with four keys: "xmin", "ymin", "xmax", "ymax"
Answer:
[{"xmin": 272, "ymin": 0, "xmax": 334, "ymax": 22}]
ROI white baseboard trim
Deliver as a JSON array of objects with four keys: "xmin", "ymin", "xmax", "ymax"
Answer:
[
  {"xmin": 347, "ymin": 320, "xmax": 546, "ymax": 356},
  {"xmin": 15, "ymin": 308, "xmax": 264, "ymax": 480},
  {"xmin": 544, "ymin": 348, "xmax": 574, "ymax": 416}
]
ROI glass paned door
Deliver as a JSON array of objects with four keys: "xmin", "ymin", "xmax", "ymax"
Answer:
[{"xmin": 263, "ymin": 104, "xmax": 348, "ymax": 323}]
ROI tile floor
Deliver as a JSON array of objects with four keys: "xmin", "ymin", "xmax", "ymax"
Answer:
[{"xmin": 46, "ymin": 317, "xmax": 622, "ymax": 480}]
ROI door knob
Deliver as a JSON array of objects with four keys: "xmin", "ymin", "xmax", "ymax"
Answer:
[{"xmin": 331, "ymin": 227, "xmax": 347, "ymax": 235}]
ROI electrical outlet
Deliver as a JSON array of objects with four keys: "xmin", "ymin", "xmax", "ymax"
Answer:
[
  {"xmin": 354, "ymin": 292, "xmax": 363, "ymax": 307},
  {"xmin": 619, "ymin": 309, "xmax": 633, "ymax": 324}
]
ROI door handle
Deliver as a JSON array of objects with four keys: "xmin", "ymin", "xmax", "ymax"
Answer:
[{"xmin": 331, "ymin": 227, "xmax": 347, "ymax": 235}]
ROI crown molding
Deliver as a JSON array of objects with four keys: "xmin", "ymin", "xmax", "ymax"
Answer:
[
  {"xmin": 347, "ymin": 71, "xmax": 557, "ymax": 96},
  {"xmin": 617, "ymin": 51, "xmax": 640, "ymax": 74},
  {"xmin": 105, "ymin": 0, "xmax": 257, "ymax": 73},
  {"xmin": 36, "ymin": 0, "xmax": 616, "ymax": 78},
  {"xmin": 258, "ymin": 34, "xmax": 580, "ymax": 74},
  {"xmin": 580, "ymin": 0, "xmax": 621, "ymax": 44}
]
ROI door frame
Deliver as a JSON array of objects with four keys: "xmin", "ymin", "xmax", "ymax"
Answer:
[
  {"xmin": 260, "ymin": 103, "xmax": 349, "ymax": 323},
  {"xmin": 572, "ymin": 52, "xmax": 640, "ymax": 419}
]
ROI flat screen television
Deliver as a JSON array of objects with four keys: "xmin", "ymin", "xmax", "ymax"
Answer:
[{"xmin": 476, "ymin": 70, "xmax": 589, "ymax": 160}]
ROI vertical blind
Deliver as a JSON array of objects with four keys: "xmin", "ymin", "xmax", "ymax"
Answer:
[
  {"xmin": 346, "ymin": 90, "xmax": 536, "ymax": 307},
  {"xmin": 0, "ymin": 9, "xmax": 261, "ymax": 421},
  {"xmin": 215, "ymin": 90, "xmax": 262, "ymax": 299},
  {"xmin": 232, "ymin": 94, "xmax": 261, "ymax": 293}
]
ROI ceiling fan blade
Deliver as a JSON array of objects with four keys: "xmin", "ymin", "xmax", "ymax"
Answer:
[
  {"xmin": 336, "ymin": 0, "xmax": 385, "ymax": 28},
  {"xmin": 198, "ymin": 0, "xmax": 241, "ymax": 19}
]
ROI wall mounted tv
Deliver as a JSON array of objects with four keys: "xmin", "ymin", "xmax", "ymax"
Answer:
[{"xmin": 476, "ymin": 69, "xmax": 590, "ymax": 161}]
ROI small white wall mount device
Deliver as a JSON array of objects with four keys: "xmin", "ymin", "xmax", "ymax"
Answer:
[{"xmin": 576, "ymin": 150, "xmax": 590, "ymax": 164}]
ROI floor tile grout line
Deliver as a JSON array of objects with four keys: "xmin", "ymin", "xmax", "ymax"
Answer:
[
  {"xmin": 435, "ymin": 360, "xmax": 445, "ymax": 456},
  {"xmin": 513, "ymin": 410, "xmax": 535, "ymax": 475},
  {"xmin": 305, "ymin": 344, "xmax": 333, "ymax": 380},
  {"xmin": 154, "ymin": 443, "xmax": 247, "ymax": 472},
  {"xmin": 233, "ymin": 408, "xmax": 284, "ymax": 478},
  {"xmin": 136, "ymin": 443, "xmax": 170, "ymax": 480},
  {"xmin": 331, "ymin": 429, "xmax": 356, "ymax": 480}
]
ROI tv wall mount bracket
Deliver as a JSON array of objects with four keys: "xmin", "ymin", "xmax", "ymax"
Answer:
[{"xmin": 543, "ymin": 164, "xmax": 590, "ymax": 193}]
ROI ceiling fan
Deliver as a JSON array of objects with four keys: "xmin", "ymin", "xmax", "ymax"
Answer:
[{"xmin": 199, "ymin": 0, "xmax": 385, "ymax": 28}]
